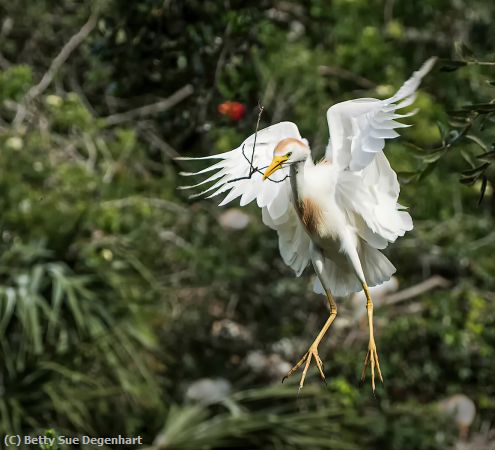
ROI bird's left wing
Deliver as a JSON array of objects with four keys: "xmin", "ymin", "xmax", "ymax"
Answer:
[
  {"xmin": 325, "ymin": 57, "xmax": 436, "ymax": 172},
  {"xmin": 177, "ymin": 121, "xmax": 311, "ymax": 276},
  {"xmin": 324, "ymin": 59, "xmax": 436, "ymax": 250}
]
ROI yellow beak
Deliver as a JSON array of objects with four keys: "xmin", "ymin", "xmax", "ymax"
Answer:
[{"xmin": 263, "ymin": 155, "xmax": 288, "ymax": 180}]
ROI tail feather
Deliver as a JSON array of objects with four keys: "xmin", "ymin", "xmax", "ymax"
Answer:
[
  {"xmin": 360, "ymin": 243, "xmax": 396, "ymax": 288},
  {"xmin": 312, "ymin": 261, "xmax": 361, "ymax": 297},
  {"xmin": 313, "ymin": 242, "xmax": 396, "ymax": 297}
]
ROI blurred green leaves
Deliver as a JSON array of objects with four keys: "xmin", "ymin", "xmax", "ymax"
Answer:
[
  {"xmin": 0, "ymin": 65, "xmax": 32, "ymax": 103},
  {"xmin": 0, "ymin": 61, "xmax": 167, "ymax": 436},
  {"xmin": 154, "ymin": 385, "xmax": 453, "ymax": 450},
  {"xmin": 411, "ymin": 53, "xmax": 495, "ymax": 204}
]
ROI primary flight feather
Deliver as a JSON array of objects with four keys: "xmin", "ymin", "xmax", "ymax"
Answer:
[{"xmin": 178, "ymin": 58, "xmax": 436, "ymax": 391}]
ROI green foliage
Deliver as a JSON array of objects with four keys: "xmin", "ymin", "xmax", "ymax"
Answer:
[
  {"xmin": 0, "ymin": 65, "xmax": 32, "ymax": 102},
  {"xmin": 0, "ymin": 64, "xmax": 167, "ymax": 436},
  {"xmin": 406, "ymin": 53, "xmax": 495, "ymax": 203},
  {"xmin": 154, "ymin": 386, "xmax": 453, "ymax": 450},
  {"xmin": 39, "ymin": 430, "xmax": 59, "ymax": 450}
]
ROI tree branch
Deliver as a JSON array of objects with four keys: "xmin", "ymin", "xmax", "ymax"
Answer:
[
  {"xmin": 385, "ymin": 275, "xmax": 450, "ymax": 305},
  {"xmin": 318, "ymin": 65, "xmax": 376, "ymax": 89},
  {"xmin": 102, "ymin": 84, "xmax": 194, "ymax": 126},
  {"xmin": 137, "ymin": 121, "xmax": 181, "ymax": 159},
  {"xmin": 13, "ymin": 12, "xmax": 99, "ymax": 126}
]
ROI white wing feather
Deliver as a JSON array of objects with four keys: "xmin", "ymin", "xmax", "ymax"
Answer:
[
  {"xmin": 178, "ymin": 121, "xmax": 311, "ymax": 275},
  {"xmin": 178, "ymin": 122, "xmax": 299, "ymax": 211},
  {"xmin": 336, "ymin": 152, "xmax": 413, "ymax": 247},
  {"xmin": 327, "ymin": 59, "xmax": 435, "ymax": 251},
  {"xmin": 325, "ymin": 57, "xmax": 436, "ymax": 172}
]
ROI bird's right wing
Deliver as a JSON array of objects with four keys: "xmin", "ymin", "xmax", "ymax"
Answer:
[{"xmin": 177, "ymin": 121, "xmax": 311, "ymax": 276}]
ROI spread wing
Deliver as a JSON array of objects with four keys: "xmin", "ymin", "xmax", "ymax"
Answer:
[
  {"xmin": 177, "ymin": 121, "xmax": 311, "ymax": 276},
  {"xmin": 325, "ymin": 57, "xmax": 436, "ymax": 172},
  {"xmin": 336, "ymin": 152, "xmax": 413, "ymax": 249},
  {"xmin": 326, "ymin": 58, "xmax": 436, "ymax": 249}
]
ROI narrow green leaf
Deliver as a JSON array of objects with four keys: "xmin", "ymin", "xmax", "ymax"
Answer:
[
  {"xmin": 68, "ymin": 290, "xmax": 85, "ymax": 332},
  {"xmin": 447, "ymin": 109, "xmax": 472, "ymax": 117},
  {"xmin": 462, "ymin": 162, "xmax": 490, "ymax": 176},
  {"xmin": 0, "ymin": 288, "xmax": 16, "ymax": 335},
  {"xmin": 460, "ymin": 149, "xmax": 476, "ymax": 168},
  {"xmin": 478, "ymin": 176, "xmax": 488, "ymax": 205},
  {"xmin": 422, "ymin": 149, "xmax": 446, "ymax": 164},
  {"xmin": 47, "ymin": 275, "xmax": 63, "ymax": 341},
  {"xmin": 461, "ymin": 103, "xmax": 495, "ymax": 113},
  {"xmin": 465, "ymin": 134, "xmax": 489, "ymax": 151},
  {"xmin": 397, "ymin": 172, "xmax": 419, "ymax": 184},
  {"xmin": 477, "ymin": 150, "xmax": 495, "ymax": 161},
  {"xmin": 479, "ymin": 113, "xmax": 492, "ymax": 130},
  {"xmin": 448, "ymin": 119, "xmax": 469, "ymax": 128},
  {"xmin": 402, "ymin": 141, "xmax": 425, "ymax": 155},
  {"xmin": 436, "ymin": 121, "xmax": 448, "ymax": 143},
  {"xmin": 439, "ymin": 60, "xmax": 467, "ymax": 72},
  {"xmin": 460, "ymin": 163, "xmax": 487, "ymax": 185},
  {"xmin": 419, "ymin": 160, "xmax": 438, "ymax": 180}
]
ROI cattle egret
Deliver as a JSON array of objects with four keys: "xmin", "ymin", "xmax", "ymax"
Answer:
[{"xmin": 178, "ymin": 58, "xmax": 436, "ymax": 391}]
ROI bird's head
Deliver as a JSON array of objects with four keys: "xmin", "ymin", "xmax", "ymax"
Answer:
[{"xmin": 263, "ymin": 138, "xmax": 310, "ymax": 180}]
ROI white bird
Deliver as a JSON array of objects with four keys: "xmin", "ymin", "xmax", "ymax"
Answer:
[{"xmin": 178, "ymin": 58, "xmax": 436, "ymax": 391}]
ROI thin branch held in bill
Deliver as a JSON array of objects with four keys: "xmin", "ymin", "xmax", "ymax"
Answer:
[{"xmin": 225, "ymin": 104, "xmax": 289, "ymax": 185}]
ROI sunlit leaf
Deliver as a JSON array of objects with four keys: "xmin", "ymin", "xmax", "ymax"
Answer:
[{"xmin": 422, "ymin": 149, "xmax": 447, "ymax": 164}]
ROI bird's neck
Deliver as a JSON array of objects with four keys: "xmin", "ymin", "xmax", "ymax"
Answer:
[{"xmin": 289, "ymin": 157, "xmax": 313, "ymax": 205}]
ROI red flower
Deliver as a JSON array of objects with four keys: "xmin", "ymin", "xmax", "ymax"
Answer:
[{"xmin": 218, "ymin": 101, "xmax": 246, "ymax": 121}]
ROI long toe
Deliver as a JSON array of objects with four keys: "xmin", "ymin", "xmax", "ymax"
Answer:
[
  {"xmin": 298, "ymin": 351, "xmax": 313, "ymax": 391},
  {"xmin": 314, "ymin": 351, "xmax": 327, "ymax": 383},
  {"xmin": 282, "ymin": 351, "xmax": 310, "ymax": 383},
  {"xmin": 362, "ymin": 342, "xmax": 384, "ymax": 391},
  {"xmin": 282, "ymin": 346, "xmax": 327, "ymax": 390},
  {"xmin": 373, "ymin": 346, "xmax": 384, "ymax": 384}
]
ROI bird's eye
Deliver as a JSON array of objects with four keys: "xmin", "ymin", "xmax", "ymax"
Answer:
[{"xmin": 287, "ymin": 152, "xmax": 292, "ymax": 158}]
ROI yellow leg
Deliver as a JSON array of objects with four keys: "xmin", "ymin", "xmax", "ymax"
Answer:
[
  {"xmin": 360, "ymin": 283, "xmax": 383, "ymax": 392},
  {"xmin": 283, "ymin": 291, "xmax": 337, "ymax": 391}
]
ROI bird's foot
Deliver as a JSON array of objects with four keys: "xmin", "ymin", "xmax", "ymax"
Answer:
[
  {"xmin": 282, "ymin": 344, "xmax": 326, "ymax": 391},
  {"xmin": 361, "ymin": 338, "xmax": 383, "ymax": 392}
]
